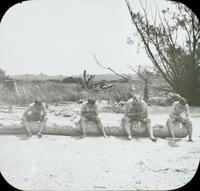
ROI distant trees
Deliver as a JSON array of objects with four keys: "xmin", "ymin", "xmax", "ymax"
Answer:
[
  {"xmin": 62, "ymin": 70, "xmax": 113, "ymax": 91},
  {"xmin": 62, "ymin": 76, "xmax": 83, "ymax": 84},
  {"xmin": 61, "ymin": 71, "xmax": 95, "ymax": 89},
  {"xmin": 125, "ymin": 0, "xmax": 200, "ymax": 105}
]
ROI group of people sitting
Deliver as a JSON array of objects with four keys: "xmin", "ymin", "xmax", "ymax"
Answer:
[{"xmin": 22, "ymin": 94, "xmax": 193, "ymax": 142}]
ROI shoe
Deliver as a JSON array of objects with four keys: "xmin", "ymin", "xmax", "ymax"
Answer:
[
  {"xmin": 128, "ymin": 135, "xmax": 132, "ymax": 140},
  {"xmin": 37, "ymin": 133, "xmax": 42, "ymax": 138},
  {"xmin": 188, "ymin": 139, "xmax": 194, "ymax": 142}
]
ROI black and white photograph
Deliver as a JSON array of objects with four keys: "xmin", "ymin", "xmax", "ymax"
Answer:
[{"xmin": 0, "ymin": 0, "xmax": 199, "ymax": 190}]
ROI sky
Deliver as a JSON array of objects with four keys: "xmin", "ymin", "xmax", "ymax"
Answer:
[{"xmin": 0, "ymin": 0, "xmax": 183, "ymax": 76}]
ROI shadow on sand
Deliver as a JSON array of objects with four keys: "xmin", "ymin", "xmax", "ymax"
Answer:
[{"xmin": 167, "ymin": 138, "xmax": 183, "ymax": 147}]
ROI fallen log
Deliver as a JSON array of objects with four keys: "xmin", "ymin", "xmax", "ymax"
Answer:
[{"xmin": 0, "ymin": 120, "xmax": 188, "ymax": 138}]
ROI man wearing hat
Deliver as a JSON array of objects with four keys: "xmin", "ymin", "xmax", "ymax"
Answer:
[
  {"xmin": 80, "ymin": 98, "xmax": 108, "ymax": 138},
  {"xmin": 22, "ymin": 99, "xmax": 47, "ymax": 138},
  {"xmin": 122, "ymin": 94, "xmax": 157, "ymax": 141}
]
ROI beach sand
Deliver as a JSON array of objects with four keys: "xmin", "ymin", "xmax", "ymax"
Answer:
[{"xmin": 0, "ymin": 104, "xmax": 200, "ymax": 190}]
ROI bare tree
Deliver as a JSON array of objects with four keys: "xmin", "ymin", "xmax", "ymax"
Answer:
[
  {"xmin": 80, "ymin": 70, "xmax": 95, "ymax": 90},
  {"xmin": 80, "ymin": 69, "xmax": 114, "ymax": 92},
  {"xmin": 125, "ymin": 0, "xmax": 200, "ymax": 105},
  {"xmin": 93, "ymin": 54, "xmax": 132, "ymax": 82},
  {"xmin": 93, "ymin": 54, "xmax": 141, "ymax": 91},
  {"xmin": 127, "ymin": 65, "xmax": 156, "ymax": 101},
  {"xmin": 93, "ymin": 54, "xmax": 166, "ymax": 101}
]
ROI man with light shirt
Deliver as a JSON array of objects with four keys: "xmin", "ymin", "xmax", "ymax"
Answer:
[
  {"xmin": 80, "ymin": 98, "xmax": 108, "ymax": 138},
  {"xmin": 22, "ymin": 99, "xmax": 47, "ymax": 138},
  {"xmin": 122, "ymin": 94, "xmax": 157, "ymax": 141}
]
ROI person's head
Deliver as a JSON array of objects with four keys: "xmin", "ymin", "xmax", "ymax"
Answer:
[
  {"xmin": 132, "ymin": 94, "xmax": 141, "ymax": 105},
  {"xmin": 87, "ymin": 98, "xmax": 96, "ymax": 106},
  {"xmin": 34, "ymin": 99, "xmax": 43, "ymax": 109},
  {"xmin": 178, "ymin": 97, "xmax": 187, "ymax": 106}
]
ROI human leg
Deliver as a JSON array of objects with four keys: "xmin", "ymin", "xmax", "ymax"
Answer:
[
  {"xmin": 37, "ymin": 116, "xmax": 47, "ymax": 138},
  {"xmin": 22, "ymin": 116, "xmax": 32, "ymax": 137},
  {"xmin": 143, "ymin": 118, "xmax": 157, "ymax": 142},
  {"xmin": 182, "ymin": 120, "xmax": 193, "ymax": 142},
  {"xmin": 122, "ymin": 116, "xmax": 132, "ymax": 140},
  {"xmin": 167, "ymin": 118, "xmax": 177, "ymax": 141},
  {"xmin": 95, "ymin": 117, "xmax": 108, "ymax": 138},
  {"xmin": 80, "ymin": 116, "xmax": 87, "ymax": 138}
]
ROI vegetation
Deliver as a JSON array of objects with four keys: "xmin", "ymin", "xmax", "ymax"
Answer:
[
  {"xmin": 0, "ymin": 78, "xmax": 170, "ymax": 106},
  {"xmin": 125, "ymin": 0, "xmax": 200, "ymax": 105},
  {"xmin": 62, "ymin": 77, "xmax": 82, "ymax": 84}
]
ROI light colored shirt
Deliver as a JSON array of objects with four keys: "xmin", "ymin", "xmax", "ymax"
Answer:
[
  {"xmin": 23, "ymin": 103, "xmax": 47, "ymax": 117},
  {"xmin": 81, "ymin": 102, "xmax": 98, "ymax": 116},
  {"xmin": 125, "ymin": 98, "xmax": 148, "ymax": 118}
]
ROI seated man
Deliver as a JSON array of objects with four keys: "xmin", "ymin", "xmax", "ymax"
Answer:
[
  {"xmin": 22, "ymin": 99, "xmax": 47, "ymax": 138},
  {"xmin": 167, "ymin": 96, "xmax": 193, "ymax": 142},
  {"xmin": 122, "ymin": 94, "xmax": 157, "ymax": 141},
  {"xmin": 80, "ymin": 98, "xmax": 107, "ymax": 138}
]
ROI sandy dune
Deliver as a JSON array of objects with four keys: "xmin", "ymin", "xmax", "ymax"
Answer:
[{"xmin": 0, "ymin": 104, "xmax": 200, "ymax": 190}]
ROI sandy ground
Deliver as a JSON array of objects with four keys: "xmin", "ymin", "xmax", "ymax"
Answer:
[{"xmin": 0, "ymin": 103, "xmax": 200, "ymax": 190}]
